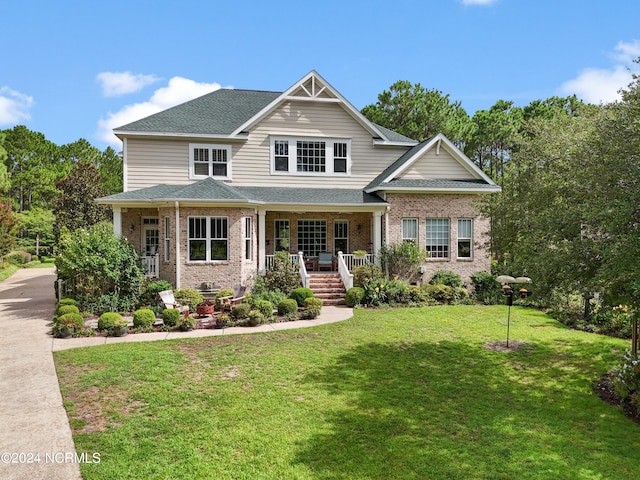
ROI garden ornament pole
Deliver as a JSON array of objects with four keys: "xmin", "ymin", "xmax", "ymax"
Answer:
[{"xmin": 496, "ymin": 275, "xmax": 532, "ymax": 348}]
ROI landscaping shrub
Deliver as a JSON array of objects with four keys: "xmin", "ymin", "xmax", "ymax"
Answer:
[
  {"xmin": 138, "ymin": 279, "xmax": 174, "ymax": 309},
  {"xmin": 362, "ymin": 279, "xmax": 388, "ymax": 306},
  {"xmin": 174, "ymin": 288, "xmax": 204, "ymax": 312},
  {"xmin": 353, "ymin": 264, "xmax": 384, "ymax": 288},
  {"xmin": 249, "ymin": 278, "xmax": 288, "ymax": 307},
  {"xmin": 345, "ymin": 287, "xmax": 364, "ymax": 307},
  {"xmin": 133, "ymin": 308, "xmax": 156, "ymax": 328},
  {"xmin": 278, "ymin": 298, "xmax": 299, "ymax": 316},
  {"xmin": 76, "ymin": 293, "xmax": 137, "ymax": 315},
  {"xmin": 290, "ymin": 287, "xmax": 314, "ymax": 307},
  {"xmin": 263, "ymin": 251, "xmax": 301, "ymax": 294},
  {"xmin": 378, "ymin": 242, "xmax": 427, "ymax": 282},
  {"xmin": 231, "ymin": 303, "xmax": 251, "ymax": 319},
  {"xmin": 470, "ymin": 271, "xmax": 502, "ymax": 304},
  {"xmin": 6, "ymin": 251, "xmax": 31, "ymax": 265},
  {"xmin": 55, "ymin": 222, "xmax": 145, "ymax": 308},
  {"xmin": 97, "ymin": 312, "xmax": 123, "ymax": 331},
  {"xmin": 56, "ymin": 304, "xmax": 80, "ymax": 316},
  {"xmin": 162, "ymin": 308, "xmax": 181, "ymax": 327},
  {"xmin": 254, "ymin": 300, "xmax": 274, "ymax": 319},
  {"xmin": 577, "ymin": 304, "xmax": 633, "ymax": 338},
  {"xmin": 384, "ymin": 279, "xmax": 411, "ymax": 304},
  {"xmin": 248, "ymin": 310, "xmax": 264, "ymax": 326},
  {"xmin": 423, "ymin": 283, "xmax": 468, "ymax": 304},
  {"xmin": 53, "ymin": 313, "xmax": 84, "ymax": 336},
  {"xmin": 301, "ymin": 297, "xmax": 323, "ymax": 319},
  {"xmin": 215, "ymin": 289, "xmax": 235, "ymax": 309},
  {"xmin": 429, "ymin": 270, "xmax": 463, "ymax": 288},
  {"xmin": 58, "ymin": 298, "xmax": 77, "ymax": 306},
  {"xmin": 611, "ymin": 349, "xmax": 640, "ymax": 408}
]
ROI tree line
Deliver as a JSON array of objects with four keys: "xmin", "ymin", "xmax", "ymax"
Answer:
[{"xmin": 0, "ymin": 125, "xmax": 121, "ymax": 257}]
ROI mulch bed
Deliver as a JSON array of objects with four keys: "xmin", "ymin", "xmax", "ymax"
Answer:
[{"xmin": 593, "ymin": 373, "xmax": 640, "ymax": 424}]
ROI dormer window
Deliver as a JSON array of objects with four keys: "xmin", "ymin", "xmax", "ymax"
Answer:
[
  {"xmin": 270, "ymin": 136, "xmax": 350, "ymax": 176},
  {"xmin": 189, "ymin": 144, "xmax": 232, "ymax": 180}
]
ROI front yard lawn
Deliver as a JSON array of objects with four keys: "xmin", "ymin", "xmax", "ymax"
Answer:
[{"xmin": 54, "ymin": 305, "xmax": 640, "ymax": 479}]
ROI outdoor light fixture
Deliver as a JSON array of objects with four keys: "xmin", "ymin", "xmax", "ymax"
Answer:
[{"xmin": 495, "ymin": 275, "xmax": 532, "ymax": 347}]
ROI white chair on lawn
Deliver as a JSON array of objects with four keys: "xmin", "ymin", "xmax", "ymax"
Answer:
[{"xmin": 159, "ymin": 290, "xmax": 190, "ymax": 315}]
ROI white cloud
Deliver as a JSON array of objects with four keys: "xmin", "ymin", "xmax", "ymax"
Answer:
[
  {"xmin": 460, "ymin": 0, "xmax": 498, "ymax": 5},
  {"xmin": 560, "ymin": 40, "xmax": 640, "ymax": 104},
  {"xmin": 0, "ymin": 87, "xmax": 34, "ymax": 125},
  {"xmin": 97, "ymin": 71, "xmax": 161, "ymax": 97},
  {"xmin": 96, "ymin": 76, "xmax": 223, "ymax": 146}
]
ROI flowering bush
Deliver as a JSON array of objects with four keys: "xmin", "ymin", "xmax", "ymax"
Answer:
[
  {"xmin": 363, "ymin": 280, "xmax": 388, "ymax": 306},
  {"xmin": 611, "ymin": 349, "xmax": 640, "ymax": 406}
]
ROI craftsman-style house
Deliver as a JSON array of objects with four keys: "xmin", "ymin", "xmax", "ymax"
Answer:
[{"xmin": 97, "ymin": 71, "xmax": 499, "ymax": 299}]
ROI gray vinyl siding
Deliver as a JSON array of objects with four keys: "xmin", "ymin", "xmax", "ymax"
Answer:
[{"xmin": 398, "ymin": 148, "xmax": 476, "ymax": 180}]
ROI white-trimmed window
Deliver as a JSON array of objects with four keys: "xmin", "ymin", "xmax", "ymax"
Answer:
[
  {"xmin": 402, "ymin": 218, "xmax": 418, "ymax": 244},
  {"xmin": 270, "ymin": 136, "xmax": 350, "ymax": 176},
  {"xmin": 298, "ymin": 220, "xmax": 326, "ymax": 257},
  {"xmin": 457, "ymin": 219, "xmax": 473, "ymax": 259},
  {"xmin": 189, "ymin": 144, "xmax": 232, "ymax": 180},
  {"xmin": 426, "ymin": 218, "xmax": 449, "ymax": 259},
  {"xmin": 274, "ymin": 220, "xmax": 290, "ymax": 252},
  {"xmin": 334, "ymin": 220, "xmax": 348, "ymax": 254},
  {"xmin": 164, "ymin": 217, "xmax": 170, "ymax": 262},
  {"xmin": 188, "ymin": 216, "xmax": 228, "ymax": 261},
  {"xmin": 245, "ymin": 217, "xmax": 252, "ymax": 261}
]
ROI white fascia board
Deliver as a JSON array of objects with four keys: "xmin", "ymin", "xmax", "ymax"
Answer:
[
  {"xmin": 114, "ymin": 130, "xmax": 249, "ymax": 142},
  {"xmin": 365, "ymin": 185, "xmax": 502, "ymax": 195},
  {"xmin": 372, "ymin": 139, "xmax": 419, "ymax": 147}
]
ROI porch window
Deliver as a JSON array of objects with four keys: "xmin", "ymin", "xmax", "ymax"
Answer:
[
  {"xmin": 426, "ymin": 218, "xmax": 449, "ymax": 259},
  {"xmin": 274, "ymin": 220, "xmax": 290, "ymax": 251},
  {"xmin": 298, "ymin": 220, "xmax": 326, "ymax": 257},
  {"xmin": 270, "ymin": 136, "xmax": 350, "ymax": 176},
  {"xmin": 402, "ymin": 218, "xmax": 418, "ymax": 244},
  {"xmin": 188, "ymin": 216, "xmax": 228, "ymax": 261},
  {"xmin": 245, "ymin": 217, "xmax": 252, "ymax": 261},
  {"xmin": 457, "ymin": 219, "xmax": 473, "ymax": 258},
  {"xmin": 334, "ymin": 220, "xmax": 348, "ymax": 254},
  {"xmin": 189, "ymin": 144, "xmax": 232, "ymax": 180}
]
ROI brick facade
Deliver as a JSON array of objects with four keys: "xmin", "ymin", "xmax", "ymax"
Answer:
[{"xmin": 384, "ymin": 193, "xmax": 491, "ymax": 286}]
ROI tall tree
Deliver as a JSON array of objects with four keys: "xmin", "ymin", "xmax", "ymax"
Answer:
[
  {"xmin": 52, "ymin": 163, "xmax": 110, "ymax": 236},
  {"xmin": 60, "ymin": 139, "xmax": 123, "ymax": 194},
  {"xmin": 0, "ymin": 132, "xmax": 10, "ymax": 195},
  {"xmin": 2, "ymin": 125, "xmax": 69, "ymax": 211},
  {"xmin": 361, "ymin": 80, "xmax": 471, "ymax": 145}
]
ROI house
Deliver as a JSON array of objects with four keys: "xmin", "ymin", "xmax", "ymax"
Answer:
[{"xmin": 96, "ymin": 71, "xmax": 500, "ymax": 299}]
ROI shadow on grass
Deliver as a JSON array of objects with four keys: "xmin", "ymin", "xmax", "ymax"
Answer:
[{"xmin": 294, "ymin": 339, "xmax": 640, "ymax": 479}]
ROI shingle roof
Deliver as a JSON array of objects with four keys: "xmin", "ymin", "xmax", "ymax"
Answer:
[
  {"xmin": 372, "ymin": 123, "xmax": 417, "ymax": 143},
  {"xmin": 374, "ymin": 179, "xmax": 501, "ymax": 191},
  {"xmin": 114, "ymin": 89, "xmax": 281, "ymax": 135},
  {"xmin": 365, "ymin": 140, "xmax": 430, "ymax": 191},
  {"xmin": 97, "ymin": 179, "xmax": 387, "ymax": 206}
]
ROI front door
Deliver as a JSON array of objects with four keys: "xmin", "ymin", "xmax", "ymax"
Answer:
[{"xmin": 142, "ymin": 218, "xmax": 159, "ymax": 277}]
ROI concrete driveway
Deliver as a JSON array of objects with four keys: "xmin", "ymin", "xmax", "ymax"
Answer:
[{"xmin": 0, "ymin": 267, "xmax": 81, "ymax": 480}]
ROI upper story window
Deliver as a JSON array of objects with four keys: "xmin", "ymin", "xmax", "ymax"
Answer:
[
  {"xmin": 189, "ymin": 144, "xmax": 232, "ymax": 180},
  {"xmin": 270, "ymin": 136, "xmax": 350, "ymax": 176}
]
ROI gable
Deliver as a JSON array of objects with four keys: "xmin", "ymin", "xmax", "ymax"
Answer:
[{"xmin": 397, "ymin": 145, "xmax": 476, "ymax": 181}]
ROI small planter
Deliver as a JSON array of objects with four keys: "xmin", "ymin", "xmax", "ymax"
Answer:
[
  {"xmin": 178, "ymin": 323, "xmax": 193, "ymax": 332},
  {"xmin": 111, "ymin": 325, "xmax": 129, "ymax": 337},
  {"xmin": 56, "ymin": 326, "xmax": 74, "ymax": 339},
  {"xmin": 196, "ymin": 301, "xmax": 215, "ymax": 317}
]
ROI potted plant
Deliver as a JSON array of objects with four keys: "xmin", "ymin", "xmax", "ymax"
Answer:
[
  {"xmin": 176, "ymin": 314, "xmax": 197, "ymax": 331},
  {"xmin": 353, "ymin": 249, "xmax": 368, "ymax": 259},
  {"xmin": 111, "ymin": 317, "xmax": 129, "ymax": 337},
  {"xmin": 53, "ymin": 313, "xmax": 84, "ymax": 338}
]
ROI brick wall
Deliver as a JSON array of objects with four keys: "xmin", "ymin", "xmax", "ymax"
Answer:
[{"xmin": 384, "ymin": 193, "xmax": 491, "ymax": 286}]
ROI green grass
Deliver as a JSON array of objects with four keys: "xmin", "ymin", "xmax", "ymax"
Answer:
[{"xmin": 54, "ymin": 306, "xmax": 640, "ymax": 479}]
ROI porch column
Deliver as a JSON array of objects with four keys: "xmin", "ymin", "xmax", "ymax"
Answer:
[
  {"xmin": 175, "ymin": 201, "xmax": 181, "ymax": 289},
  {"xmin": 258, "ymin": 209, "xmax": 266, "ymax": 274},
  {"xmin": 113, "ymin": 206, "xmax": 122, "ymax": 237},
  {"xmin": 372, "ymin": 210, "xmax": 383, "ymax": 262}
]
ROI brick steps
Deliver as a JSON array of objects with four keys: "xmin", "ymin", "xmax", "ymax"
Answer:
[{"xmin": 309, "ymin": 273, "xmax": 346, "ymax": 306}]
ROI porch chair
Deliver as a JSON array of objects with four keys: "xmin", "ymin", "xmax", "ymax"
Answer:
[
  {"xmin": 159, "ymin": 290, "xmax": 190, "ymax": 315},
  {"xmin": 218, "ymin": 286, "xmax": 247, "ymax": 311},
  {"xmin": 317, "ymin": 252, "xmax": 335, "ymax": 271}
]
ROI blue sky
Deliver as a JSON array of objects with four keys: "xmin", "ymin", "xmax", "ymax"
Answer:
[{"xmin": 2, "ymin": 0, "xmax": 639, "ymax": 150}]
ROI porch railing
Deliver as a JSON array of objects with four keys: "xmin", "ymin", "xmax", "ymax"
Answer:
[
  {"xmin": 265, "ymin": 253, "xmax": 299, "ymax": 270},
  {"xmin": 141, "ymin": 254, "xmax": 159, "ymax": 278},
  {"xmin": 340, "ymin": 253, "xmax": 375, "ymax": 271}
]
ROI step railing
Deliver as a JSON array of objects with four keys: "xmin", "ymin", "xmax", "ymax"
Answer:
[{"xmin": 337, "ymin": 251, "xmax": 354, "ymax": 290}]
